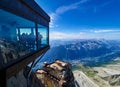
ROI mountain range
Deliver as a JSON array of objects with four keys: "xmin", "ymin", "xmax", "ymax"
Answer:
[{"xmin": 36, "ymin": 39, "xmax": 120, "ymax": 68}]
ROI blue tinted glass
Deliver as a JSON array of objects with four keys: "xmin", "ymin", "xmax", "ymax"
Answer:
[
  {"xmin": 0, "ymin": 9, "xmax": 36, "ymax": 66},
  {"xmin": 38, "ymin": 24, "xmax": 48, "ymax": 49}
]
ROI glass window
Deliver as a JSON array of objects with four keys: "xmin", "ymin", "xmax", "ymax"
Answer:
[
  {"xmin": 38, "ymin": 24, "xmax": 49, "ymax": 49},
  {"xmin": 0, "ymin": 9, "xmax": 37, "ymax": 67}
]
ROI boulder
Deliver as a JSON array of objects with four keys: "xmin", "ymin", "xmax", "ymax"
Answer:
[{"xmin": 33, "ymin": 60, "xmax": 76, "ymax": 87}]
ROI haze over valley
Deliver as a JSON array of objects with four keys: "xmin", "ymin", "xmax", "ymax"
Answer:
[{"xmin": 34, "ymin": 39, "xmax": 120, "ymax": 87}]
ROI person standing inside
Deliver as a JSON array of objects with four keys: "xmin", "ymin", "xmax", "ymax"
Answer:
[{"xmin": 38, "ymin": 32, "xmax": 43, "ymax": 48}]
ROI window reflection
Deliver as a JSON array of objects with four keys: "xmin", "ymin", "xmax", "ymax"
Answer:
[
  {"xmin": 38, "ymin": 24, "xmax": 48, "ymax": 49},
  {"xmin": 0, "ymin": 9, "xmax": 35, "ymax": 66},
  {"xmin": 17, "ymin": 28, "xmax": 37, "ymax": 51},
  {"xmin": 0, "ymin": 9, "xmax": 49, "ymax": 68}
]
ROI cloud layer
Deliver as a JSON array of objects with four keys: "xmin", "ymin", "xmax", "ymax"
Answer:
[
  {"xmin": 50, "ymin": 31, "xmax": 85, "ymax": 40},
  {"xmin": 50, "ymin": 29, "xmax": 120, "ymax": 40}
]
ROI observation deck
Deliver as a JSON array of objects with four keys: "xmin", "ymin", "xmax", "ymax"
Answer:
[{"xmin": 0, "ymin": 0, "xmax": 50, "ymax": 87}]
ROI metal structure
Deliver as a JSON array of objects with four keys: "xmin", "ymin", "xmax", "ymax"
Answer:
[{"xmin": 0, "ymin": 0, "xmax": 50, "ymax": 87}]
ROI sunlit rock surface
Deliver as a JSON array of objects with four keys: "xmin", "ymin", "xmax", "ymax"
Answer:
[
  {"xmin": 74, "ymin": 70, "xmax": 99, "ymax": 87},
  {"xmin": 32, "ymin": 60, "xmax": 75, "ymax": 87}
]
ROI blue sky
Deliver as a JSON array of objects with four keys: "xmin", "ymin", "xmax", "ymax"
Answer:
[{"xmin": 35, "ymin": 0, "xmax": 120, "ymax": 40}]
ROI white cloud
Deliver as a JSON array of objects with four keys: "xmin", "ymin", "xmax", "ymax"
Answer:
[
  {"xmin": 91, "ymin": 29, "xmax": 120, "ymax": 33},
  {"xmin": 49, "ymin": 0, "xmax": 88, "ymax": 28},
  {"xmin": 50, "ymin": 29, "xmax": 120, "ymax": 40},
  {"xmin": 50, "ymin": 31, "xmax": 85, "ymax": 40},
  {"xmin": 55, "ymin": 0, "xmax": 88, "ymax": 14},
  {"xmin": 49, "ymin": 13, "xmax": 58, "ymax": 28}
]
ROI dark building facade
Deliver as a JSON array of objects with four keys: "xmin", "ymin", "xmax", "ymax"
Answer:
[{"xmin": 0, "ymin": 0, "xmax": 50, "ymax": 87}]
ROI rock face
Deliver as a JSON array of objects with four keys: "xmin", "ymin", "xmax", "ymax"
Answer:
[
  {"xmin": 33, "ymin": 60, "xmax": 75, "ymax": 87},
  {"xmin": 0, "ymin": 40, "xmax": 19, "ymax": 69},
  {"xmin": 0, "ymin": 39, "xmax": 31, "ymax": 69},
  {"xmin": 74, "ymin": 70, "xmax": 99, "ymax": 87},
  {"xmin": 93, "ymin": 67, "xmax": 120, "ymax": 86},
  {"xmin": 108, "ymin": 74, "xmax": 120, "ymax": 86}
]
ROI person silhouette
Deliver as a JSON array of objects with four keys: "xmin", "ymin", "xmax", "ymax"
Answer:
[
  {"xmin": 28, "ymin": 33, "xmax": 35, "ymax": 50},
  {"xmin": 38, "ymin": 32, "xmax": 43, "ymax": 48}
]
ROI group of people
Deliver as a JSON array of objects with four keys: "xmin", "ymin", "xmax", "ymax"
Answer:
[{"xmin": 19, "ymin": 32, "xmax": 43, "ymax": 50}]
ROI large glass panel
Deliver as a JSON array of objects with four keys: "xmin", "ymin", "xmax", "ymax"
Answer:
[
  {"xmin": 17, "ymin": 28, "xmax": 37, "ymax": 51},
  {"xmin": 38, "ymin": 24, "xmax": 49, "ymax": 49},
  {"xmin": 0, "ymin": 9, "xmax": 36, "ymax": 68}
]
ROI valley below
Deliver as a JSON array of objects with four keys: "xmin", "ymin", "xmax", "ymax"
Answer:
[
  {"xmin": 35, "ymin": 39, "xmax": 120, "ymax": 87},
  {"xmin": 73, "ymin": 57, "xmax": 120, "ymax": 87}
]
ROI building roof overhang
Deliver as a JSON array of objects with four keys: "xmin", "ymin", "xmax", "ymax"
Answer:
[{"xmin": 0, "ymin": 0, "xmax": 50, "ymax": 27}]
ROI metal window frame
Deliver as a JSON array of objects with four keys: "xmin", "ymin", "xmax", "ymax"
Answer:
[{"xmin": 0, "ymin": 0, "xmax": 50, "ymax": 87}]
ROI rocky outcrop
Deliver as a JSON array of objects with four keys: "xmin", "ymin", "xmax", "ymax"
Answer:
[
  {"xmin": 94, "ymin": 67, "xmax": 120, "ymax": 86},
  {"xmin": 74, "ymin": 70, "xmax": 99, "ymax": 87},
  {"xmin": 0, "ymin": 39, "xmax": 30, "ymax": 69},
  {"xmin": 108, "ymin": 74, "xmax": 120, "ymax": 86},
  {"xmin": 33, "ymin": 60, "xmax": 75, "ymax": 87},
  {"xmin": 0, "ymin": 40, "xmax": 19, "ymax": 66}
]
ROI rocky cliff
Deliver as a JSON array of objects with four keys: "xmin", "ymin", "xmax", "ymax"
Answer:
[
  {"xmin": 108, "ymin": 74, "xmax": 120, "ymax": 86},
  {"xmin": 32, "ymin": 60, "xmax": 76, "ymax": 87},
  {"xmin": 74, "ymin": 70, "xmax": 99, "ymax": 87},
  {"xmin": 0, "ymin": 39, "xmax": 31, "ymax": 69}
]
